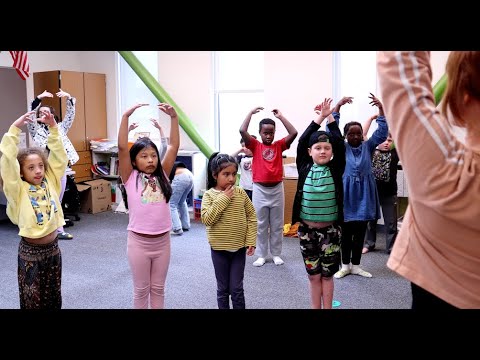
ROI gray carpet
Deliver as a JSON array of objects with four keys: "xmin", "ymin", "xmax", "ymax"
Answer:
[{"xmin": 0, "ymin": 211, "xmax": 411, "ymax": 309}]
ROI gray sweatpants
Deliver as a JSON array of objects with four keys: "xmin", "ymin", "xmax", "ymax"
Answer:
[{"xmin": 252, "ymin": 182, "xmax": 285, "ymax": 258}]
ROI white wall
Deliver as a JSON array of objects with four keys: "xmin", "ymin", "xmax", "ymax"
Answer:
[
  {"xmin": 265, "ymin": 51, "xmax": 333, "ymax": 157},
  {"xmin": 157, "ymin": 51, "xmax": 213, "ymax": 152},
  {"xmin": 0, "ymin": 51, "xmax": 451, "ymax": 153},
  {"xmin": 431, "ymin": 51, "xmax": 450, "ymax": 84}
]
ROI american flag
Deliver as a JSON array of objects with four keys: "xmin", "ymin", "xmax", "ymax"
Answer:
[{"xmin": 9, "ymin": 51, "xmax": 30, "ymax": 80}]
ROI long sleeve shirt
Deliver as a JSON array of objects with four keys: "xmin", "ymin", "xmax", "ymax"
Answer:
[
  {"xmin": 28, "ymin": 97, "xmax": 79, "ymax": 165},
  {"xmin": 377, "ymin": 51, "xmax": 480, "ymax": 308},
  {"xmin": 0, "ymin": 125, "xmax": 67, "ymax": 238},
  {"xmin": 201, "ymin": 187, "xmax": 257, "ymax": 251},
  {"xmin": 335, "ymin": 112, "xmax": 388, "ymax": 221}
]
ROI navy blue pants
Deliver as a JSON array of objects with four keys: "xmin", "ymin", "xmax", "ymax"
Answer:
[{"xmin": 210, "ymin": 247, "xmax": 246, "ymax": 309}]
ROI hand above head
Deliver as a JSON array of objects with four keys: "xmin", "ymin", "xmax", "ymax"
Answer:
[
  {"xmin": 314, "ymin": 98, "xmax": 333, "ymax": 118},
  {"xmin": 250, "ymin": 106, "xmax": 264, "ymax": 115},
  {"xmin": 368, "ymin": 93, "xmax": 383, "ymax": 109},
  {"xmin": 56, "ymin": 88, "xmax": 71, "ymax": 98},
  {"xmin": 124, "ymin": 103, "xmax": 149, "ymax": 118},
  {"xmin": 128, "ymin": 122, "xmax": 139, "ymax": 132},
  {"xmin": 37, "ymin": 90, "xmax": 53, "ymax": 99},
  {"xmin": 336, "ymin": 96, "xmax": 354, "ymax": 107},
  {"xmin": 157, "ymin": 103, "xmax": 178, "ymax": 118},
  {"xmin": 272, "ymin": 109, "xmax": 282, "ymax": 118},
  {"xmin": 150, "ymin": 118, "xmax": 162, "ymax": 130}
]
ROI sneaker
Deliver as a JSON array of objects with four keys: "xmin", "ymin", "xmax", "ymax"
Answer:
[
  {"xmin": 273, "ymin": 256, "xmax": 284, "ymax": 265},
  {"xmin": 362, "ymin": 247, "xmax": 370, "ymax": 254},
  {"xmin": 170, "ymin": 229, "xmax": 183, "ymax": 236},
  {"xmin": 334, "ymin": 268, "xmax": 351, "ymax": 279},
  {"xmin": 351, "ymin": 267, "xmax": 372, "ymax": 278},
  {"xmin": 58, "ymin": 232, "xmax": 73, "ymax": 240},
  {"xmin": 253, "ymin": 257, "xmax": 266, "ymax": 267}
]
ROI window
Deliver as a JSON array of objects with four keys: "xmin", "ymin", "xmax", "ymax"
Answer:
[
  {"xmin": 333, "ymin": 51, "xmax": 378, "ymax": 136},
  {"xmin": 118, "ymin": 51, "xmax": 162, "ymax": 142},
  {"xmin": 214, "ymin": 51, "xmax": 265, "ymax": 155}
]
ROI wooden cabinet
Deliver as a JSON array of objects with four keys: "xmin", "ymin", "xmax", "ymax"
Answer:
[
  {"xmin": 72, "ymin": 150, "xmax": 93, "ymax": 183},
  {"xmin": 33, "ymin": 70, "xmax": 107, "ymax": 183},
  {"xmin": 283, "ymin": 177, "xmax": 298, "ymax": 225}
]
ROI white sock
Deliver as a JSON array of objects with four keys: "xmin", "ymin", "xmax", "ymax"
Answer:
[
  {"xmin": 351, "ymin": 264, "xmax": 360, "ymax": 273},
  {"xmin": 341, "ymin": 263, "xmax": 350, "ymax": 271}
]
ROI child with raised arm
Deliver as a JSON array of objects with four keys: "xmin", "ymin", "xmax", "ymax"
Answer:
[
  {"xmin": 0, "ymin": 110, "xmax": 68, "ymax": 309},
  {"xmin": 377, "ymin": 51, "xmax": 480, "ymax": 309},
  {"xmin": 201, "ymin": 153, "xmax": 257, "ymax": 309},
  {"xmin": 361, "ymin": 121, "xmax": 399, "ymax": 254},
  {"xmin": 118, "ymin": 102, "xmax": 180, "ymax": 309},
  {"xmin": 28, "ymin": 89, "xmax": 77, "ymax": 240},
  {"xmin": 293, "ymin": 98, "xmax": 346, "ymax": 309},
  {"xmin": 240, "ymin": 107, "xmax": 298, "ymax": 266},
  {"xmin": 332, "ymin": 94, "xmax": 388, "ymax": 279},
  {"xmin": 231, "ymin": 136, "xmax": 256, "ymax": 201}
]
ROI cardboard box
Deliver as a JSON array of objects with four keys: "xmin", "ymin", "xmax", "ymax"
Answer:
[{"xmin": 77, "ymin": 179, "xmax": 112, "ymax": 214}]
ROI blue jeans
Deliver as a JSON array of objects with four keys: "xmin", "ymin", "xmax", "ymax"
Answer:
[{"xmin": 169, "ymin": 172, "xmax": 194, "ymax": 232}]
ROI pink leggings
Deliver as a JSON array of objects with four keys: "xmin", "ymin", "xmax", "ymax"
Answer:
[{"xmin": 127, "ymin": 230, "xmax": 171, "ymax": 309}]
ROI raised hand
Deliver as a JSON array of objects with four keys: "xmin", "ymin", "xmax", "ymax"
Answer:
[
  {"xmin": 13, "ymin": 111, "xmax": 36, "ymax": 128},
  {"xmin": 157, "ymin": 103, "xmax": 178, "ymax": 118},
  {"xmin": 150, "ymin": 118, "xmax": 162, "ymax": 130},
  {"xmin": 272, "ymin": 109, "xmax": 282, "ymax": 118},
  {"xmin": 124, "ymin": 103, "xmax": 149, "ymax": 118},
  {"xmin": 56, "ymin": 88, "xmax": 71, "ymax": 98},
  {"xmin": 314, "ymin": 98, "xmax": 333, "ymax": 118},
  {"xmin": 337, "ymin": 96, "xmax": 354, "ymax": 107},
  {"xmin": 128, "ymin": 123, "xmax": 139, "ymax": 132},
  {"xmin": 250, "ymin": 106, "xmax": 264, "ymax": 115},
  {"xmin": 368, "ymin": 93, "xmax": 383, "ymax": 109},
  {"xmin": 38, "ymin": 90, "xmax": 53, "ymax": 99}
]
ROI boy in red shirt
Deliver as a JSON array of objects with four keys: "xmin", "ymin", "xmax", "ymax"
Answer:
[{"xmin": 240, "ymin": 107, "xmax": 298, "ymax": 266}]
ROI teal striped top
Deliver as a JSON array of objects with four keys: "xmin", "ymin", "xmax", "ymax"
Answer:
[{"xmin": 300, "ymin": 164, "xmax": 338, "ymax": 222}]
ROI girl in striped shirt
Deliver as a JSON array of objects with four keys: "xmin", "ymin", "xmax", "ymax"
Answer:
[{"xmin": 201, "ymin": 153, "xmax": 257, "ymax": 309}]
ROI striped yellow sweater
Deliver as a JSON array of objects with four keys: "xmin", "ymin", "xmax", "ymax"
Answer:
[{"xmin": 201, "ymin": 187, "xmax": 257, "ymax": 251}]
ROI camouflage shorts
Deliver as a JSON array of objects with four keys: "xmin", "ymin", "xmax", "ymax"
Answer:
[{"xmin": 298, "ymin": 222, "xmax": 342, "ymax": 277}]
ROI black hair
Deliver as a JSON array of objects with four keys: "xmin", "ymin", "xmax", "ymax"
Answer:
[
  {"xmin": 343, "ymin": 121, "xmax": 363, "ymax": 136},
  {"xmin": 129, "ymin": 137, "xmax": 172, "ymax": 202},
  {"xmin": 207, "ymin": 153, "xmax": 238, "ymax": 189},
  {"xmin": 168, "ymin": 161, "xmax": 187, "ymax": 182},
  {"xmin": 258, "ymin": 118, "xmax": 275, "ymax": 132},
  {"xmin": 240, "ymin": 135, "xmax": 257, "ymax": 144},
  {"xmin": 207, "ymin": 152, "xmax": 219, "ymax": 189}
]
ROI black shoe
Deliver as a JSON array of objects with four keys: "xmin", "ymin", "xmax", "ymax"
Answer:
[{"xmin": 58, "ymin": 232, "xmax": 73, "ymax": 240}]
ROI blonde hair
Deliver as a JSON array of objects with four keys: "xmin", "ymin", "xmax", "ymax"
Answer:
[{"xmin": 441, "ymin": 51, "xmax": 480, "ymax": 128}]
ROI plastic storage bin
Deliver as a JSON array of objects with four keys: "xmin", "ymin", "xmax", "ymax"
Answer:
[{"xmin": 193, "ymin": 198, "xmax": 202, "ymax": 220}]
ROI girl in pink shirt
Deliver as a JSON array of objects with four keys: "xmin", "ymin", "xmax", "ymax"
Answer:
[{"xmin": 117, "ymin": 103, "xmax": 180, "ymax": 309}]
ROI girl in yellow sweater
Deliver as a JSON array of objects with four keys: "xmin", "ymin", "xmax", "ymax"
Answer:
[{"xmin": 0, "ymin": 110, "xmax": 67, "ymax": 309}]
